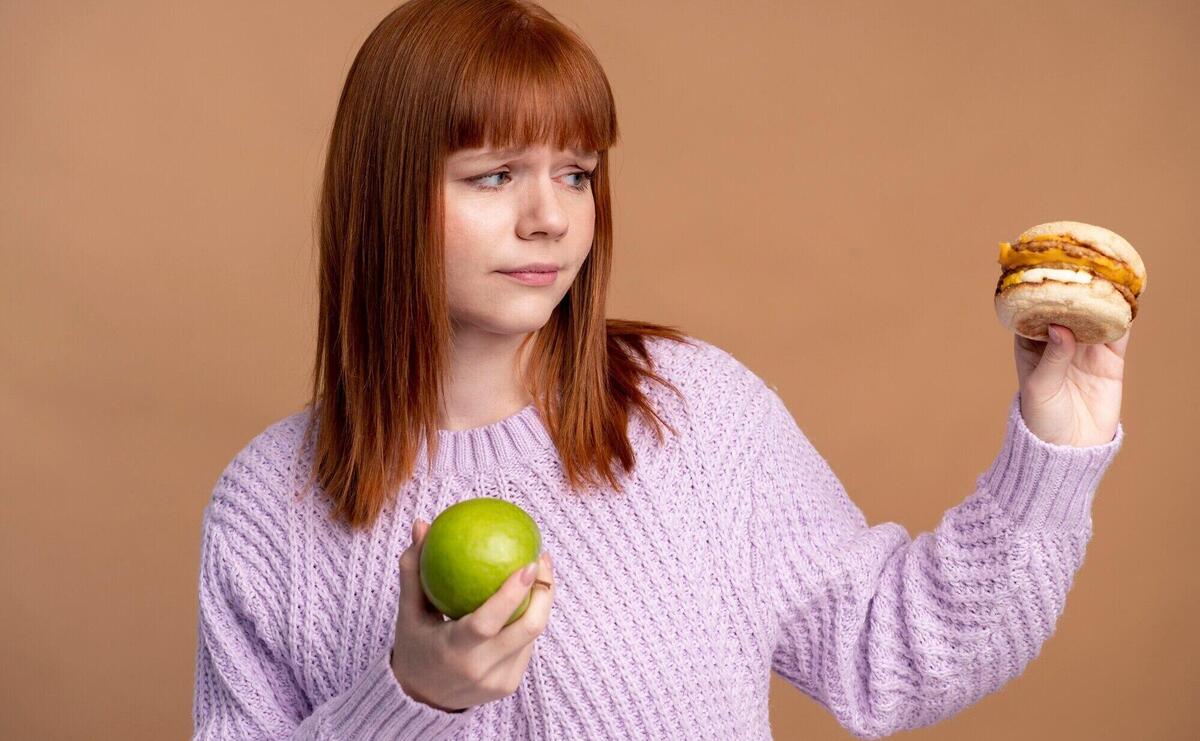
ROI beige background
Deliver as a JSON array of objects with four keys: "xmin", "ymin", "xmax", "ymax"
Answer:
[{"xmin": 3, "ymin": 1, "xmax": 1197, "ymax": 738}]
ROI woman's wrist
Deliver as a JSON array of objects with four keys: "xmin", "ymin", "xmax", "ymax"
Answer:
[{"xmin": 390, "ymin": 647, "xmax": 467, "ymax": 714}]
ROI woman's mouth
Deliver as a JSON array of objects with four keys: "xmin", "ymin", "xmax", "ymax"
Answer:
[{"xmin": 498, "ymin": 270, "xmax": 558, "ymax": 286}]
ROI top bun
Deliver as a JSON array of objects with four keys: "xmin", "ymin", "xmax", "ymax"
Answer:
[{"xmin": 1017, "ymin": 220, "xmax": 1146, "ymax": 293}]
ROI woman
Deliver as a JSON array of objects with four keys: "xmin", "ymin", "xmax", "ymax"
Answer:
[{"xmin": 192, "ymin": 1, "xmax": 1129, "ymax": 738}]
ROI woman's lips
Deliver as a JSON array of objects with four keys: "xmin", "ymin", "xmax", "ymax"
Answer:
[{"xmin": 498, "ymin": 270, "xmax": 557, "ymax": 286}]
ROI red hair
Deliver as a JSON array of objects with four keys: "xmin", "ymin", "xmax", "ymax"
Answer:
[{"xmin": 302, "ymin": 0, "xmax": 694, "ymax": 531}]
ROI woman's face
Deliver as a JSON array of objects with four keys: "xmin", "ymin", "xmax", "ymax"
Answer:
[{"xmin": 442, "ymin": 142, "xmax": 599, "ymax": 338}]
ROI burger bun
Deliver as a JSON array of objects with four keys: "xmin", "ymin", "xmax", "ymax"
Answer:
[{"xmin": 995, "ymin": 278, "xmax": 1131, "ymax": 344}]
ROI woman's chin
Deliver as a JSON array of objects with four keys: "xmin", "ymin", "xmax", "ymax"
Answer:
[{"xmin": 454, "ymin": 310, "xmax": 555, "ymax": 337}]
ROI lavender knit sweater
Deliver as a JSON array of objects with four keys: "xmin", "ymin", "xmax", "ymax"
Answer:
[{"xmin": 192, "ymin": 336, "xmax": 1123, "ymax": 740}]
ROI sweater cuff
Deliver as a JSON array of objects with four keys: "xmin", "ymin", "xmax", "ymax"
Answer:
[
  {"xmin": 977, "ymin": 390, "xmax": 1124, "ymax": 533},
  {"xmin": 318, "ymin": 647, "xmax": 479, "ymax": 739}
]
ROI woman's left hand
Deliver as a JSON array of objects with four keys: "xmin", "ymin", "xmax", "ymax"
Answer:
[{"xmin": 1014, "ymin": 324, "xmax": 1130, "ymax": 447}]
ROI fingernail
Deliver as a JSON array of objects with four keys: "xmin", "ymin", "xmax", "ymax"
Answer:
[
  {"xmin": 520, "ymin": 563, "xmax": 537, "ymax": 585},
  {"xmin": 1049, "ymin": 326, "xmax": 1061, "ymax": 344}
]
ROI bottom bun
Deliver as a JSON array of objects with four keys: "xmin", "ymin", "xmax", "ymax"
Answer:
[{"xmin": 994, "ymin": 278, "xmax": 1132, "ymax": 344}]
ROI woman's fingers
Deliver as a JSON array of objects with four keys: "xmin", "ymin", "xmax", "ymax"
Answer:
[
  {"xmin": 1105, "ymin": 326, "xmax": 1132, "ymax": 359},
  {"xmin": 495, "ymin": 552, "xmax": 555, "ymax": 658},
  {"xmin": 451, "ymin": 553, "xmax": 544, "ymax": 646}
]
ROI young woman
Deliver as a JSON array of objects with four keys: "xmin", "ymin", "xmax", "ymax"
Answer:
[{"xmin": 192, "ymin": 1, "xmax": 1129, "ymax": 738}]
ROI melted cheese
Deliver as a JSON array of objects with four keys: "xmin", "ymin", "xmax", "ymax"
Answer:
[
  {"xmin": 998, "ymin": 240, "xmax": 1142, "ymax": 295},
  {"xmin": 1019, "ymin": 232, "xmax": 1086, "ymax": 245},
  {"xmin": 1000, "ymin": 267, "xmax": 1094, "ymax": 290}
]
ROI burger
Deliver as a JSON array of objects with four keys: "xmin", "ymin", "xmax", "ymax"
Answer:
[{"xmin": 994, "ymin": 220, "xmax": 1146, "ymax": 344}]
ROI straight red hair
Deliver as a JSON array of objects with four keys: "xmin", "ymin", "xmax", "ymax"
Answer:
[{"xmin": 301, "ymin": 0, "xmax": 694, "ymax": 531}]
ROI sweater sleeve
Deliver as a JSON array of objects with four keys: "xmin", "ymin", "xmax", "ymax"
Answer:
[
  {"xmin": 192, "ymin": 441, "xmax": 479, "ymax": 740},
  {"xmin": 746, "ymin": 387, "xmax": 1123, "ymax": 740}
]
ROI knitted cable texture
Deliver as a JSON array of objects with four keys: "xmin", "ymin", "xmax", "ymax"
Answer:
[{"xmin": 192, "ymin": 335, "xmax": 1123, "ymax": 740}]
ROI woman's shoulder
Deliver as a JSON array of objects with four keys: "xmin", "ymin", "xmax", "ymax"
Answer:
[
  {"xmin": 203, "ymin": 408, "xmax": 314, "ymax": 533},
  {"xmin": 639, "ymin": 333, "xmax": 778, "ymax": 439},
  {"xmin": 197, "ymin": 414, "xmax": 308, "ymax": 651},
  {"xmin": 644, "ymin": 332, "xmax": 772, "ymax": 396}
]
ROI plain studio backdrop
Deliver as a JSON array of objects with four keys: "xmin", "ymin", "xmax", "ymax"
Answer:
[{"xmin": 2, "ymin": 1, "xmax": 1197, "ymax": 739}]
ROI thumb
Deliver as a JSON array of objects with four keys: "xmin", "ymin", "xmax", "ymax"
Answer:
[{"xmin": 1033, "ymin": 324, "xmax": 1076, "ymax": 382}]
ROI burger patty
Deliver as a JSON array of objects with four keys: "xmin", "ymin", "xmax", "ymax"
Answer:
[
  {"xmin": 1011, "ymin": 239, "xmax": 1120, "ymax": 264},
  {"xmin": 996, "ymin": 262, "xmax": 1139, "ymax": 319}
]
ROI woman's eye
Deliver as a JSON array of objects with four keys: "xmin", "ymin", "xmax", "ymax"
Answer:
[
  {"xmin": 469, "ymin": 170, "xmax": 594, "ymax": 191},
  {"xmin": 471, "ymin": 171, "xmax": 510, "ymax": 189},
  {"xmin": 567, "ymin": 171, "xmax": 594, "ymax": 190}
]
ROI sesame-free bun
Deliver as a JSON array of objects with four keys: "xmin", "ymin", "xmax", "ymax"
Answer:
[
  {"xmin": 995, "ymin": 277, "xmax": 1131, "ymax": 344},
  {"xmin": 1018, "ymin": 220, "xmax": 1147, "ymax": 293}
]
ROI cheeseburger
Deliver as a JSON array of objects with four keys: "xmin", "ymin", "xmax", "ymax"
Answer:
[{"xmin": 994, "ymin": 220, "xmax": 1146, "ymax": 344}]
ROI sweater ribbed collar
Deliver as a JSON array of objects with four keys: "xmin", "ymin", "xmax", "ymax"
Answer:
[{"xmin": 412, "ymin": 403, "xmax": 557, "ymax": 476}]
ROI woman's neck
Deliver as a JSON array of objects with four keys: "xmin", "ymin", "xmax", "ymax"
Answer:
[{"xmin": 438, "ymin": 328, "xmax": 535, "ymax": 431}]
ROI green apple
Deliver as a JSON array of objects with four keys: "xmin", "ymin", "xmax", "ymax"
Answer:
[{"xmin": 419, "ymin": 497, "xmax": 542, "ymax": 625}]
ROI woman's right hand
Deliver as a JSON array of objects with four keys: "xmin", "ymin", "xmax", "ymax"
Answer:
[{"xmin": 390, "ymin": 518, "xmax": 555, "ymax": 713}]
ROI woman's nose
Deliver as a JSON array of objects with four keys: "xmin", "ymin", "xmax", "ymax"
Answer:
[{"xmin": 517, "ymin": 176, "xmax": 570, "ymax": 239}]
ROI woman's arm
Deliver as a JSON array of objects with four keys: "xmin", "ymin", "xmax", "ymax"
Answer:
[
  {"xmin": 746, "ymin": 387, "xmax": 1123, "ymax": 740},
  {"xmin": 192, "ymin": 443, "xmax": 478, "ymax": 740}
]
